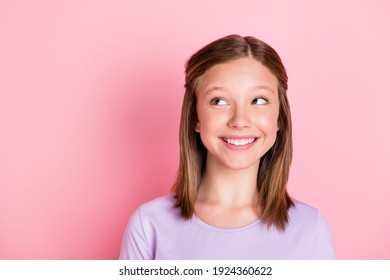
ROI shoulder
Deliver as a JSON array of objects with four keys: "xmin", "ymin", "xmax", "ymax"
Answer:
[
  {"xmin": 287, "ymin": 199, "xmax": 336, "ymax": 259},
  {"xmin": 287, "ymin": 199, "xmax": 331, "ymax": 238},
  {"xmin": 136, "ymin": 193, "xmax": 181, "ymax": 227},
  {"xmin": 289, "ymin": 199, "xmax": 320, "ymax": 221},
  {"xmin": 124, "ymin": 193, "xmax": 179, "ymax": 236},
  {"xmin": 119, "ymin": 193, "xmax": 180, "ymax": 259},
  {"xmin": 138, "ymin": 193, "xmax": 177, "ymax": 216}
]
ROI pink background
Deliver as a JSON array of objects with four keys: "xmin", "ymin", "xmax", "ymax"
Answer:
[{"xmin": 1, "ymin": 0, "xmax": 389, "ymax": 259}]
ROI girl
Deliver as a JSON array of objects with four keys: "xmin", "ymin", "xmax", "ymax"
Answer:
[{"xmin": 119, "ymin": 34, "xmax": 335, "ymax": 259}]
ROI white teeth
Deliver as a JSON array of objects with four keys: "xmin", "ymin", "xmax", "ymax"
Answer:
[{"xmin": 224, "ymin": 138, "xmax": 256, "ymax": 146}]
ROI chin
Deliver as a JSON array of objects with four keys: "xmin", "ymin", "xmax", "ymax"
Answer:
[{"xmin": 222, "ymin": 160, "xmax": 260, "ymax": 171}]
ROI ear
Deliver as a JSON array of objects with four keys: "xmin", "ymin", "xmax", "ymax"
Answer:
[{"xmin": 195, "ymin": 121, "xmax": 200, "ymax": 132}]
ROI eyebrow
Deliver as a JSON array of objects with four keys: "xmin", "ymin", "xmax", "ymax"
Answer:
[
  {"xmin": 205, "ymin": 86, "xmax": 228, "ymax": 95},
  {"xmin": 252, "ymin": 85, "xmax": 276, "ymax": 95},
  {"xmin": 205, "ymin": 85, "xmax": 275, "ymax": 95}
]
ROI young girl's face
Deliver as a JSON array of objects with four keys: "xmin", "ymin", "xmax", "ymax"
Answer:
[{"xmin": 195, "ymin": 58, "xmax": 280, "ymax": 171}]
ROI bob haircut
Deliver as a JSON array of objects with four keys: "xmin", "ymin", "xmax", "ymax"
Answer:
[{"xmin": 172, "ymin": 34, "xmax": 294, "ymax": 231}]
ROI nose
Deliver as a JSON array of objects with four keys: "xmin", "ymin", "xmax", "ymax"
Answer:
[{"xmin": 227, "ymin": 105, "xmax": 251, "ymax": 129}]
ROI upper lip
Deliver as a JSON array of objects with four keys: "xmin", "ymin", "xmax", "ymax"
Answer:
[{"xmin": 220, "ymin": 135, "xmax": 258, "ymax": 139}]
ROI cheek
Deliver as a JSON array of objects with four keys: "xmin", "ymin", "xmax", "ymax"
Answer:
[
  {"xmin": 196, "ymin": 108, "xmax": 226, "ymax": 132},
  {"xmin": 198, "ymin": 116, "xmax": 219, "ymax": 134},
  {"xmin": 256, "ymin": 111, "xmax": 279, "ymax": 134}
]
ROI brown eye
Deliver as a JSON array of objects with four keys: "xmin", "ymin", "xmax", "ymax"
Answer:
[
  {"xmin": 251, "ymin": 97, "xmax": 268, "ymax": 105},
  {"xmin": 211, "ymin": 98, "xmax": 228, "ymax": 105}
]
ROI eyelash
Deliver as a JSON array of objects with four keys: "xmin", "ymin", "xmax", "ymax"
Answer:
[
  {"xmin": 210, "ymin": 97, "xmax": 227, "ymax": 105},
  {"xmin": 210, "ymin": 97, "xmax": 268, "ymax": 105},
  {"xmin": 252, "ymin": 97, "xmax": 268, "ymax": 105}
]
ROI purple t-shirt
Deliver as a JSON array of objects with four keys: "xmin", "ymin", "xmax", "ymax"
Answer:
[{"xmin": 119, "ymin": 194, "xmax": 335, "ymax": 259}]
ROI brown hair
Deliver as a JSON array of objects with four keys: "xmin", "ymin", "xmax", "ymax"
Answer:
[{"xmin": 172, "ymin": 34, "xmax": 294, "ymax": 231}]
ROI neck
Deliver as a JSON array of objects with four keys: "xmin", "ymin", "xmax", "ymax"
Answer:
[{"xmin": 197, "ymin": 156, "xmax": 260, "ymax": 208}]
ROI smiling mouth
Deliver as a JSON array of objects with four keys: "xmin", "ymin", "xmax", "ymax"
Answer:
[{"xmin": 222, "ymin": 137, "xmax": 258, "ymax": 146}]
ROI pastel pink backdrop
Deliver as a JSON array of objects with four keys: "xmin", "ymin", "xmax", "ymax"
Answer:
[{"xmin": 1, "ymin": 0, "xmax": 389, "ymax": 259}]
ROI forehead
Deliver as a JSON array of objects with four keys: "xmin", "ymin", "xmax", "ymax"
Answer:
[{"xmin": 196, "ymin": 58, "xmax": 278, "ymax": 94}]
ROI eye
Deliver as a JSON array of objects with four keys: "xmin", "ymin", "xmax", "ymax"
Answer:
[
  {"xmin": 210, "ymin": 97, "xmax": 228, "ymax": 105},
  {"xmin": 252, "ymin": 97, "xmax": 268, "ymax": 105}
]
